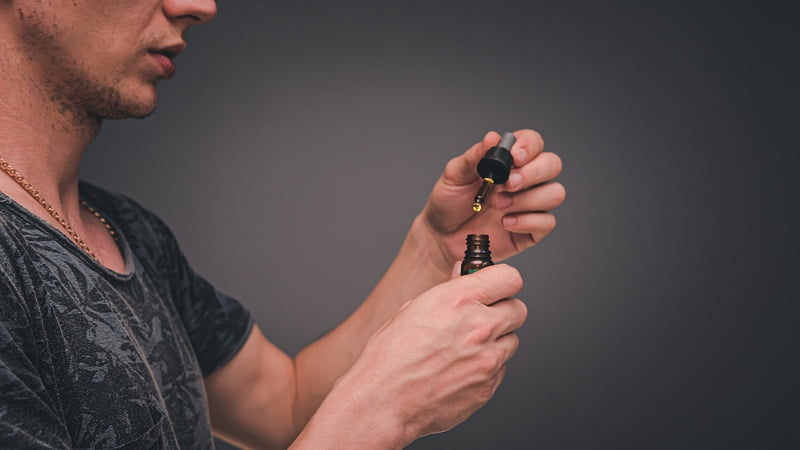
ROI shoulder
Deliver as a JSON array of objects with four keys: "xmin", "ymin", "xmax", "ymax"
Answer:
[
  {"xmin": 79, "ymin": 181, "xmax": 181, "ymax": 263},
  {"xmin": 79, "ymin": 181, "xmax": 178, "ymax": 241},
  {"xmin": 79, "ymin": 181, "xmax": 169, "ymax": 231}
]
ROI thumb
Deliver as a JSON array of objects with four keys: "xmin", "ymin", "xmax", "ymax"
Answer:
[{"xmin": 440, "ymin": 131, "xmax": 501, "ymax": 187}]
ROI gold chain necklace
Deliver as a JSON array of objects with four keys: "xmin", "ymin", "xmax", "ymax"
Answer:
[{"xmin": 0, "ymin": 157, "xmax": 116, "ymax": 262}]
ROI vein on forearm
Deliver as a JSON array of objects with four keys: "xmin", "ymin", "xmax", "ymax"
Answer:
[{"xmin": 290, "ymin": 215, "xmax": 451, "ymax": 431}]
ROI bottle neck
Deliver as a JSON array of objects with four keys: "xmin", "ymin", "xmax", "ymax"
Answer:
[{"xmin": 464, "ymin": 235, "xmax": 491, "ymax": 260}]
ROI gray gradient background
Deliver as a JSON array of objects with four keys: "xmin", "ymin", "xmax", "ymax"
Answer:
[{"xmin": 81, "ymin": 1, "xmax": 796, "ymax": 449}]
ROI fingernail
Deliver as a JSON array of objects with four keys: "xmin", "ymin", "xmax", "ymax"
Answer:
[
  {"xmin": 503, "ymin": 215, "xmax": 517, "ymax": 227},
  {"xmin": 494, "ymin": 194, "xmax": 512, "ymax": 209},
  {"xmin": 507, "ymin": 172, "xmax": 522, "ymax": 191},
  {"xmin": 512, "ymin": 147, "xmax": 527, "ymax": 163}
]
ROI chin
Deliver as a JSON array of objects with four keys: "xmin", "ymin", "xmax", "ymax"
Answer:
[
  {"xmin": 96, "ymin": 85, "xmax": 158, "ymax": 120},
  {"xmin": 125, "ymin": 101, "xmax": 158, "ymax": 119},
  {"xmin": 99, "ymin": 103, "xmax": 157, "ymax": 120}
]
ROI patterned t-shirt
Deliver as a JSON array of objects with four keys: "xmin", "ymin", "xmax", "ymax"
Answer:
[{"xmin": 0, "ymin": 181, "xmax": 254, "ymax": 449}]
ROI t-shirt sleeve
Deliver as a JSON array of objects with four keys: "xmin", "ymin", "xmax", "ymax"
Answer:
[{"xmin": 154, "ymin": 219, "xmax": 255, "ymax": 377}]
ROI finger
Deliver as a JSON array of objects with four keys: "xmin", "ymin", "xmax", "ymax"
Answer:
[
  {"xmin": 398, "ymin": 300, "xmax": 412, "ymax": 312},
  {"xmin": 487, "ymin": 335, "xmax": 518, "ymax": 384},
  {"xmin": 488, "ymin": 365, "xmax": 507, "ymax": 397},
  {"xmin": 440, "ymin": 131, "xmax": 501, "ymax": 187},
  {"xmin": 509, "ymin": 129, "xmax": 545, "ymax": 168},
  {"xmin": 501, "ymin": 213, "xmax": 557, "ymax": 243},
  {"xmin": 495, "ymin": 332, "xmax": 521, "ymax": 367},
  {"xmin": 450, "ymin": 261, "xmax": 462, "ymax": 279},
  {"xmin": 496, "ymin": 182, "xmax": 566, "ymax": 213},
  {"xmin": 505, "ymin": 152, "xmax": 563, "ymax": 193},
  {"xmin": 448, "ymin": 264, "xmax": 524, "ymax": 306},
  {"xmin": 488, "ymin": 298, "xmax": 528, "ymax": 338},
  {"xmin": 510, "ymin": 232, "xmax": 537, "ymax": 253}
]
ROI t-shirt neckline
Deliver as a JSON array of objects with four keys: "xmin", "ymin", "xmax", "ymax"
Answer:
[{"xmin": 0, "ymin": 188, "xmax": 136, "ymax": 281}]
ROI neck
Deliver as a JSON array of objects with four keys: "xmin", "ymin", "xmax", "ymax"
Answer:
[{"xmin": 0, "ymin": 33, "xmax": 100, "ymax": 211}]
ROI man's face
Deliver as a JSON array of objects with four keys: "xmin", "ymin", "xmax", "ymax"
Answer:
[{"xmin": 14, "ymin": 0, "xmax": 216, "ymax": 120}]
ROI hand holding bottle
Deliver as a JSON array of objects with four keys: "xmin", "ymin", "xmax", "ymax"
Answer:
[{"xmin": 307, "ymin": 264, "xmax": 526, "ymax": 448}]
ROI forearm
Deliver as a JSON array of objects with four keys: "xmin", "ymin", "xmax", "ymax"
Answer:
[
  {"xmin": 288, "ymin": 374, "xmax": 409, "ymax": 450},
  {"xmin": 290, "ymin": 214, "xmax": 452, "ymax": 429}
]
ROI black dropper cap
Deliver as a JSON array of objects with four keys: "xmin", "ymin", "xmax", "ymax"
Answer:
[
  {"xmin": 473, "ymin": 132, "xmax": 516, "ymax": 212},
  {"xmin": 478, "ymin": 132, "xmax": 516, "ymax": 183}
]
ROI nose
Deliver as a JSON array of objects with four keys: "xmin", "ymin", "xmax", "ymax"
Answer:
[{"xmin": 163, "ymin": 0, "xmax": 217, "ymax": 25}]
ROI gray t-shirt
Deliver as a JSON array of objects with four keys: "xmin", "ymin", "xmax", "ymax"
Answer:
[{"xmin": 0, "ymin": 182, "xmax": 253, "ymax": 449}]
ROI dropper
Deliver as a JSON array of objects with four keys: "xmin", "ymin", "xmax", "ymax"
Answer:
[{"xmin": 472, "ymin": 132, "xmax": 516, "ymax": 212}]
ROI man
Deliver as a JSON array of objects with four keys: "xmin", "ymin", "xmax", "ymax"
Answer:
[{"xmin": 0, "ymin": 1, "xmax": 565, "ymax": 448}]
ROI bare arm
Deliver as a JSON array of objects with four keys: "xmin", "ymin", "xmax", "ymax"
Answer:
[
  {"xmin": 205, "ymin": 218, "xmax": 452, "ymax": 448},
  {"xmin": 205, "ymin": 129, "xmax": 563, "ymax": 448},
  {"xmin": 208, "ymin": 264, "xmax": 527, "ymax": 450}
]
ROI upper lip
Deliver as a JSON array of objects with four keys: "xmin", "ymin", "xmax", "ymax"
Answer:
[{"xmin": 149, "ymin": 42, "xmax": 187, "ymax": 59}]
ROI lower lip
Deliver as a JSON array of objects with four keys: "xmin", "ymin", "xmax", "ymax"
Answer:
[{"xmin": 150, "ymin": 52, "xmax": 176, "ymax": 79}]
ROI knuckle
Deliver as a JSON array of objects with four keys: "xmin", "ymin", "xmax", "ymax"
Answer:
[
  {"xmin": 508, "ymin": 333, "xmax": 521, "ymax": 352},
  {"xmin": 477, "ymin": 382, "xmax": 495, "ymax": 403},
  {"xmin": 502, "ymin": 335, "xmax": 520, "ymax": 362},
  {"xmin": 478, "ymin": 380, "xmax": 495, "ymax": 403},
  {"xmin": 527, "ymin": 160, "xmax": 545, "ymax": 183},
  {"xmin": 496, "ymin": 365, "xmax": 508, "ymax": 384},
  {"xmin": 467, "ymin": 322, "xmax": 493, "ymax": 345},
  {"xmin": 519, "ymin": 129, "xmax": 544, "ymax": 149},
  {"xmin": 498, "ymin": 264, "xmax": 524, "ymax": 292},
  {"xmin": 468, "ymin": 277, "xmax": 492, "ymax": 306},
  {"xmin": 443, "ymin": 157, "xmax": 462, "ymax": 178},
  {"xmin": 478, "ymin": 353, "xmax": 502, "ymax": 376},
  {"xmin": 450, "ymin": 285, "xmax": 474, "ymax": 308}
]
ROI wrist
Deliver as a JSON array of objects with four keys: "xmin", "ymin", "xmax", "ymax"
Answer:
[
  {"xmin": 293, "ymin": 373, "xmax": 411, "ymax": 449},
  {"xmin": 405, "ymin": 213, "xmax": 455, "ymax": 278}
]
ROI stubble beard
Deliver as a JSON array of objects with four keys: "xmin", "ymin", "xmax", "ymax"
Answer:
[
  {"xmin": 19, "ymin": 9, "xmax": 157, "ymax": 129},
  {"xmin": 58, "ymin": 65, "xmax": 157, "ymax": 122}
]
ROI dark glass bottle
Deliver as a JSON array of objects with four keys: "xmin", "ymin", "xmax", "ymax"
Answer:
[{"xmin": 461, "ymin": 234, "xmax": 494, "ymax": 275}]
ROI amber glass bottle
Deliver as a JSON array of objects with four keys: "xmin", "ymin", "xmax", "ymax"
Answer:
[{"xmin": 461, "ymin": 234, "xmax": 494, "ymax": 275}]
